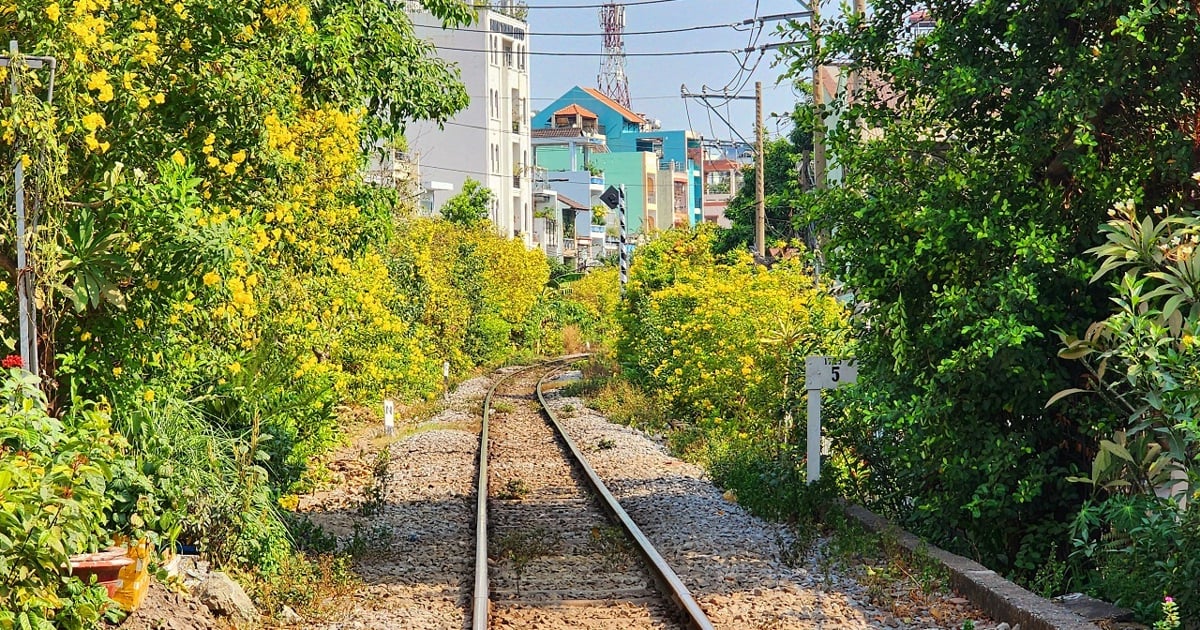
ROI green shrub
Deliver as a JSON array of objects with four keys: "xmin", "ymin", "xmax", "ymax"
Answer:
[
  {"xmin": 1071, "ymin": 495, "xmax": 1200, "ymax": 623},
  {"xmin": 0, "ymin": 367, "xmax": 123, "ymax": 629}
]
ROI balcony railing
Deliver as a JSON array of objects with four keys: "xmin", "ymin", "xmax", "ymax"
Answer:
[{"xmin": 512, "ymin": 174, "xmax": 521, "ymax": 188}]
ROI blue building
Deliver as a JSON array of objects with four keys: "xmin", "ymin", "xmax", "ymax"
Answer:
[{"xmin": 532, "ymin": 86, "xmax": 702, "ymax": 229}]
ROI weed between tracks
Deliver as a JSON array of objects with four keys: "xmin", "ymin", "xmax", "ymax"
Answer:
[
  {"xmin": 588, "ymin": 525, "xmax": 634, "ymax": 570},
  {"xmin": 493, "ymin": 527, "xmax": 562, "ymax": 595},
  {"xmin": 496, "ymin": 478, "xmax": 531, "ymax": 500},
  {"xmin": 357, "ymin": 448, "xmax": 393, "ymax": 517}
]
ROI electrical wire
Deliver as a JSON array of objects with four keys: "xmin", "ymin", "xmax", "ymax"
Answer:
[
  {"xmin": 423, "ymin": 21, "xmax": 734, "ymax": 37},
  {"xmin": 529, "ymin": 94, "xmax": 683, "ymax": 101},
  {"xmin": 418, "ymin": 162, "xmax": 496, "ymax": 178},
  {"xmin": 435, "ymin": 45, "xmax": 737, "ymax": 57},
  {"xmin": 472, "ymin": 0, "xmax": 688, "ymax": 9}
]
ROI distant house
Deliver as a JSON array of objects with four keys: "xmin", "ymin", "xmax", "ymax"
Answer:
[
  {"xmin": 700, "ymin": 157, "xmax": 744, "ymax": 228},
  {"xmin": 532, "ymin": 86, "xmax": 703, "ymax": 235}
]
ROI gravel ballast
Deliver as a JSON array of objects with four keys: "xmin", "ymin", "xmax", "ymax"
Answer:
[{"xmin": 301, "ymin": 366, "xmax": 1002, "ymax": 629}]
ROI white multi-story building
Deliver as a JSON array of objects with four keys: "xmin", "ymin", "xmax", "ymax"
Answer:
[{"xmin": 405, "ymin": 2, "xmax": 534, "ymax": 248}]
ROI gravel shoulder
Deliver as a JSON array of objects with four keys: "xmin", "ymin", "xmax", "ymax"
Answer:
[
  {"xmin": 297, "ymin": 374, "xmax": 498, "ymax": 630},
  {"xmin": 543, "ymin": 381, "xmax": 1000, "ymax": 630},
  {"xmin": 293, "ymin": 364, "xmax": 1001, "ymax": 630}
]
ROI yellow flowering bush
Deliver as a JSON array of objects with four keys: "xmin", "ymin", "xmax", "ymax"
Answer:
[
  {"xmin": 0, "ymin": 0, "xmax": 488, "ymax": 609},
  {"xmin": 621, "ymin": 227, "xmax": 850, "ymax": 448},
  {"xmin": 616, "ymin": 226, "xmax": 851, "ymax": 515}
]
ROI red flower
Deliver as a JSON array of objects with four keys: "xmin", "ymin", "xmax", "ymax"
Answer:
[{"xmin": 1, "ymin": 355, "xmax": 23, "ymax": 369}]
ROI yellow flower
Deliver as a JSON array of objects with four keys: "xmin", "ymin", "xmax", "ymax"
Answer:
[
  {"xmin": 46, "ymin": 2, "xmax": 60, "ymax": 21},
  {"xmin": 203, "ymin": 271, "xmax": 221, "ymax": 286},
  {"xmin": 222, "ymin": 162, "xmax": 237, "ymax": 176},
  {"xmin": 231, "ymin": 150, "xmax": 246, "ymax": 164},
  {"xmin": 228, "ymin": 362, "xmax": 242, "ymax": 375},
  {"xmin": 135, "ymin": 318, "xmax": 146, "ymax": 330},
  {"xmin": 112, "ymin": 366, "xmax": 123, "ymax": 376},
  {"xmin": 181, "ymin": 38, "xmax": 193, "ymax": 52},
  {"xmin": 171, "ymin": 151, "xmax": 186, "ymax": 166},
  {"xmin": 153, "ymin": 92, "xmax": 165, "ymax": 105},
  {"xmin": 146, "ymin": 279, "xmax": 161, "ymax": 290},
  {"xmin": 138, "ymin": 96, "xmax": 151, "ymax": 109},
  {"xmin": 143, "ymin": 389, "xmax": 155, "ymax": 403},
  {"xmin": 86, "ymin": 70, "xmax": 109, "ymax": 91},
  {"xmin": 206, "ymin": 156, "xmax": 220, "ymax": 168},
  {"xmin": 81, "ymin": 112, "xmax": 106, "ymax": 131},
  {"xmin": 81, "ymin": 331, "xmax": 92, "ymax": 342}
]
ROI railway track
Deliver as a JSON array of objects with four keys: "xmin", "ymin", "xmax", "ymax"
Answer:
[{"xmin": 473, "ymin": 358, "xmax": 714, "ymax": 630}]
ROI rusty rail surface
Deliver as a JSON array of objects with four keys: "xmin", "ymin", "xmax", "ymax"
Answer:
[{"xmin": 471, "ymin": 356, "xmax": 714, "ymax": 630}]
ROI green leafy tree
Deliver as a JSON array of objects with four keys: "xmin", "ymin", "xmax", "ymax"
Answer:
[
  {"xmin": 439, "ymin": 178, "xmax": 494, "ymax": 227},
  {"xmin": 717, "ymin": 107, "xmax": 814, "ymax": 253},
  {"xmin": 779, "ymin": 0, "xmax": 1200, "ymax": 581}
]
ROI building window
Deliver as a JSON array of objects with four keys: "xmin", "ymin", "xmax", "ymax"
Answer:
[{"xmin": 517, "ymin": 45, "xmax": 525, "ymax": 70}]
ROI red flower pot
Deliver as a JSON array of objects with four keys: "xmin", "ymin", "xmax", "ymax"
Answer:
[{"xmin": 68, "ymin": 547, "xmax": 135, "ymax": 598}]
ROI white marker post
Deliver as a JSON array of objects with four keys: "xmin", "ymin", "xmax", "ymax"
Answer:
[
  {"xmin": 383, "ymin": 399, "xmax": 396, "ymax": 436},
  {"xmin": 442, "ymin": 361, "xmax": 451, "ymax": 400},
  {"xmin": 804, "ymin": 356, "xmax": 858, "ymax": 483}
]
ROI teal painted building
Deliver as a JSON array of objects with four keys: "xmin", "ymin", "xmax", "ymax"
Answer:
[{"xmin": 532, "ymin": 86, "xmax": 702, "ymax": 228}]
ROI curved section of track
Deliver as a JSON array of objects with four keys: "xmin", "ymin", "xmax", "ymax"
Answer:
[{"xmin": 472, "ymin": 358, "xmax": 714, "ymax": 630}]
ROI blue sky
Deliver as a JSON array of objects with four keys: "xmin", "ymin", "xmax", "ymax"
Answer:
[{"xmin": 526, "ymin": 0, "xmax": 813, "ymax": 144}]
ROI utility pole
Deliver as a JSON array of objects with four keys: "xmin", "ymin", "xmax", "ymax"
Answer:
[
  {"xmin": 3, "ymin": 41, "xmax": 57, "ymax": 378},
  {"xmin": 754, "ymin": 81, "xmax": 765, "ymax": 258},
  {"xmin": 680, "ymin": 84, "xmax": 765, "ymax": 259},
  {"xmin": 812, "ymin": 6, "xmax": 826, "ymax": 191}
]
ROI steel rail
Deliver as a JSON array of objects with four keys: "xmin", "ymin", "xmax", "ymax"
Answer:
[
  {"xmin": 535, "ymin": 366, "xmax": 716, "ymax": 630},
  {"xmin": 471, "ymin": 356, "xmax": 584, "ymax": 630}
]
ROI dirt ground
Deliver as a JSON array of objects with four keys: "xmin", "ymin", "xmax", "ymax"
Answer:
[{"xmin": 115, "ymin": 581, "xmax": 225, "ymax": 630}]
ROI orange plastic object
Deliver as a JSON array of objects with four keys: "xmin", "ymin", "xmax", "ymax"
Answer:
[{"xmin": 111, "ymin": 540, "xmax": 151, "ymax": 611}]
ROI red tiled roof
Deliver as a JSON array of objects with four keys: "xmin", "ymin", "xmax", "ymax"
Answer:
[
  {"xmin": 556, "ymin": 193, "xmax": 589, "ymax": 210},
  {"xmin": 532, "ymin": 128, "xmax": 593, "ymax": 138},
  {"xmin": 580, "ymin": 87, "xmax": 647, "ymax": 125},
  {"xmin": 704, "ymin": 159, "xmax": 741, "ymax": 172},
  {"xmin": 554, "ymin": 104, "xmax": 598, "ymax": 119}
]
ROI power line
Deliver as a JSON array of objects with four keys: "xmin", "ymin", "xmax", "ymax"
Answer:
[
  {"xmin": 473, "ymin": 0, "xmax": 687, "ymax": 9},
  {"xmin": 529, "ymin": 94, "xmax": 686, "ymax": 101},
  {"xmin": 423, "ymin": 22, "xmax": 733, "ymax": 37},
  {"xmin": 435, "ymin": 45, "xmax": 739, "ymax": 57},
  {"xmin": 419, "ymin": 162, "xmax": 493, "ymax": 178}
]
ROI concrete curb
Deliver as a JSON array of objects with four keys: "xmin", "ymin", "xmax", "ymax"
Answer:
[{"xmin": 843, "ymin": 504, "xmax": 1101, "ymax": 630}]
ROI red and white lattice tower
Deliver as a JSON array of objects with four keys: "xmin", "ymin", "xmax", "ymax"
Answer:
[{"xmin": 598, "ymin": 3, "xmax": 632, "ymax": 109}]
